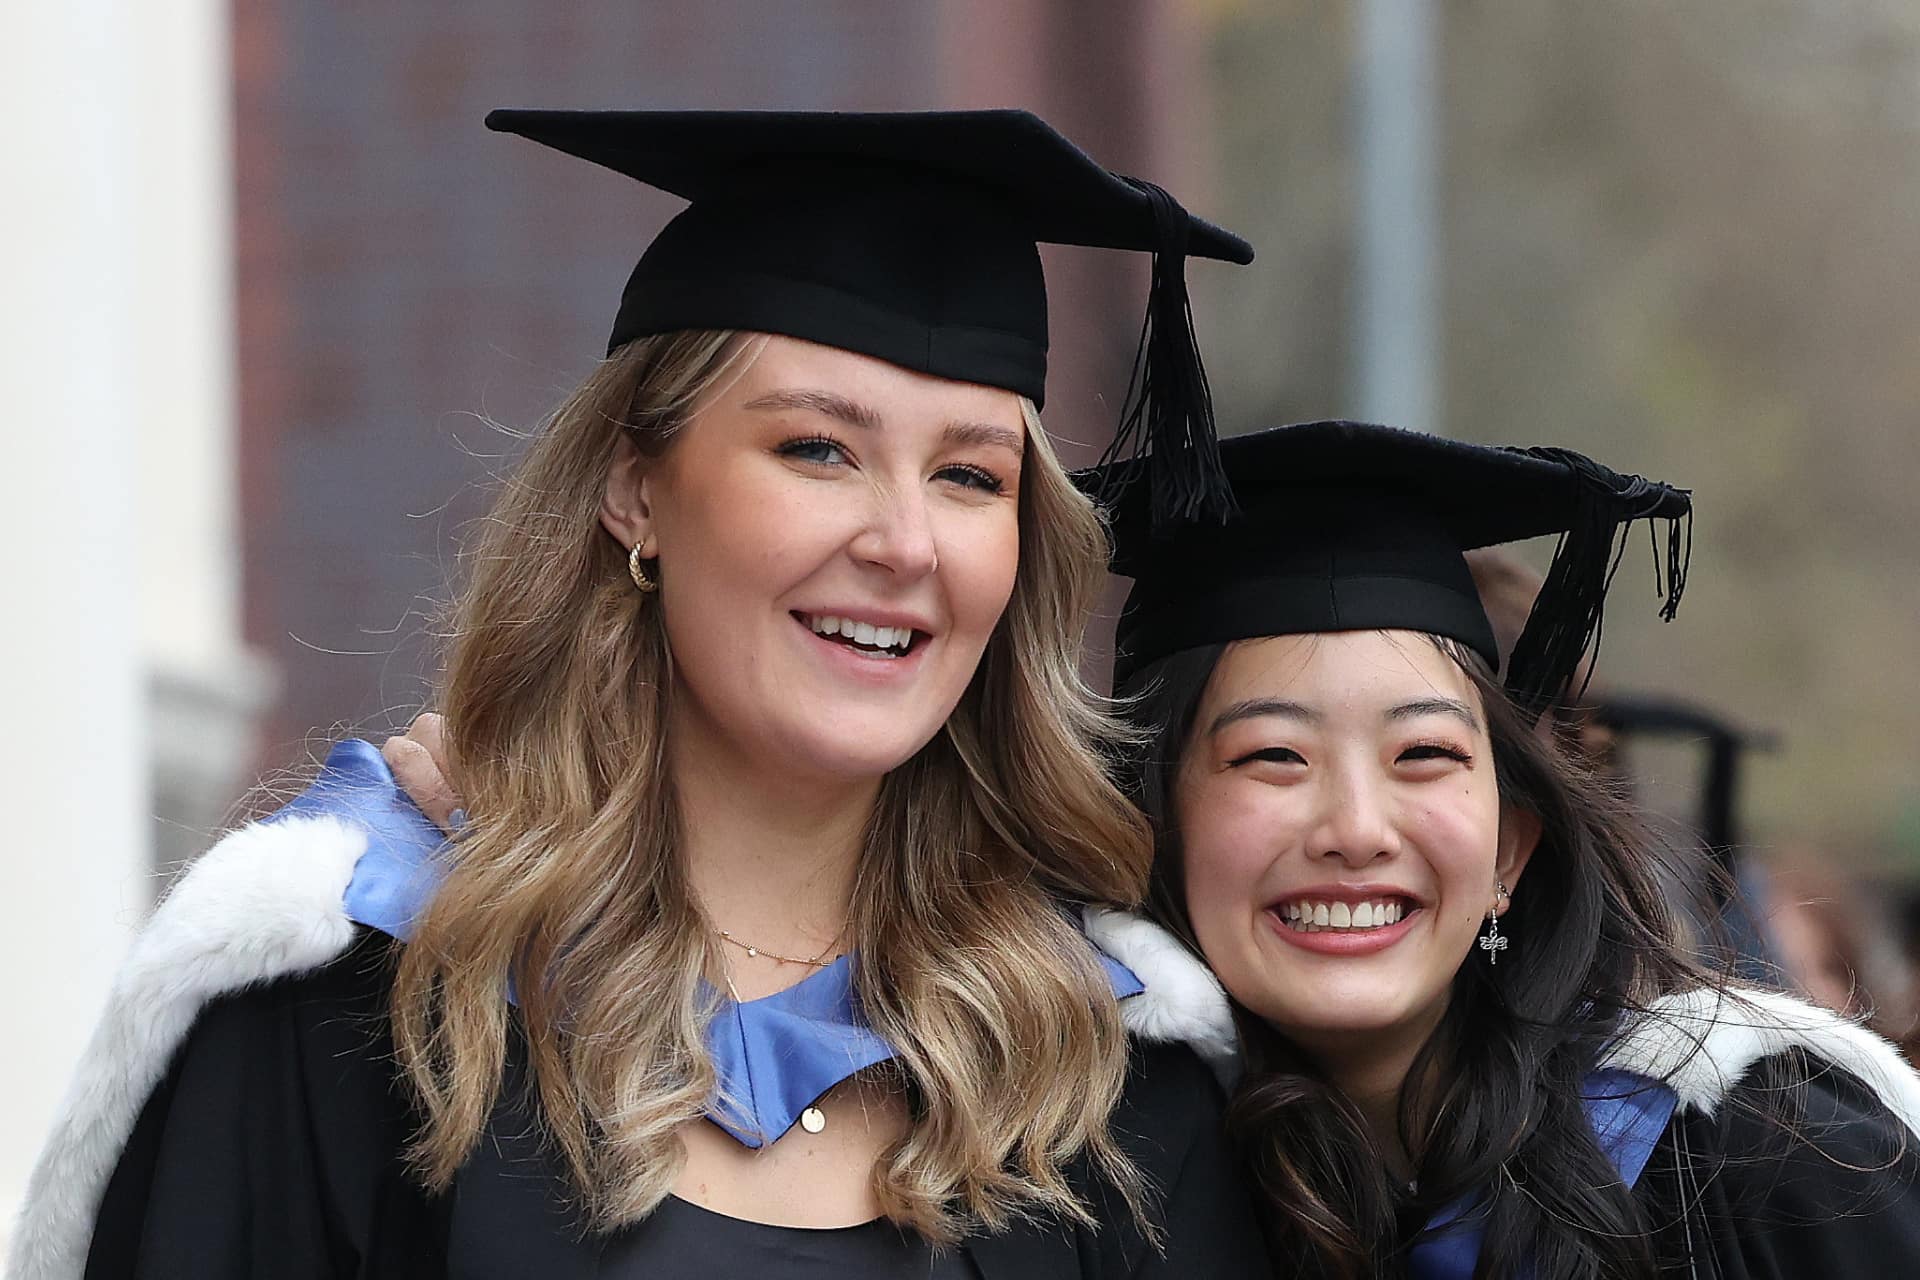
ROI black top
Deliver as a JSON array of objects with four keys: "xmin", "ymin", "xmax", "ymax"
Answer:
[
  {"xmin": 84, "ymin": 929, "xmax": 1269, "ymax": 1279},
  {"xmin": 1079, "ymin": 420, "xmax": 1692, "ymax": 713},
  {"xmin": 601, "ymin": 1195, "xmax": 979, "ymax": 1278},
  {"xmin": 1369, "ymin": 1050, "xmax": 1920, "ymax": 1276},
  {"xmin": 1635, "ymin": 1049, "xmax": 1920, "ymax": 1276}
]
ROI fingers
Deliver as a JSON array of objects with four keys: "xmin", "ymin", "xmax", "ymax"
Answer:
[
  {"xmin": 383, "ymin": 713, "xmax": 463, "ymax": 832},
  {"xmin": 406, "ymin": 711, "xmax": 450, "ymax": 772}
]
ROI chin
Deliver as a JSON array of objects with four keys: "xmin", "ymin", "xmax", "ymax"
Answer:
[
  {"xmin": 1236, "ymin": 965, "xmax": 1431, "ymax": 1037},
  {"xmin": 773, "ymin": 719, "xmax": 947, "ymax": 781},
  {"xmin": 1263, "ymin": 978, "xmax": 1449, "ymax": 1048},
  {"xmin": 1278, "ymin": 1006, "xmax": 1415, "ymax": 1038}
]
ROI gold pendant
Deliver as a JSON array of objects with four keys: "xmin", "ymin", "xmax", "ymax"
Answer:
[{"xmin": 800, "ymin": 1106, "xmax": 826, "ymax": 1134}]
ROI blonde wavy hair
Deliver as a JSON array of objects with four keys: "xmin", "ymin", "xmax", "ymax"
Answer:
[{"xmin": 391, "ymin": 331, "xmax": 1155, "ymax": 1241}]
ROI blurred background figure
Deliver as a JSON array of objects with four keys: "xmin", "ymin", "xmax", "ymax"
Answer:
[
  {"xmin": 1589, "ymin": 693, "xmax": 1779, "ymax": 982},
  {"xmin": 1762, "ymin": 853, "xmax": 1920, "ymax": 1056},
  {"xmin": 7, "ymin": 0, "xmax": 1920, "ymax": 1248}
]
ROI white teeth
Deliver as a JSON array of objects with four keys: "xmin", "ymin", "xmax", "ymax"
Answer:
[
  {"xmin": 1280, "ymin": 898, "xmax": 1408, "ymax": 933},
  {"xmin": 806, "ymin": 614, "xmax": 914, "ymax": 653}
]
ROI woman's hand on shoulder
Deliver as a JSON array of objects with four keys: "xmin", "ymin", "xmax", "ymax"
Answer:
[{"xmin": 383, "ymin": 713, "xmax": 464, "ymax": 831}]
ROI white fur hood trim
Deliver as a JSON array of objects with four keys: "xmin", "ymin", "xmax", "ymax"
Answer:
[
  {"xmin": 5, "ymin": 815, "xmax": 368, "ymax": 1280},
  {"xmin": 1603, "ymin": 983, "xmax": 1920, "ymax": 1131},
  {"xmin": 1081, "ymin": 911, "xmax": 1920, "ymax": 1134},
  {"xmin": 1085, "ymin": 907, "xmax": 1240, "ymax": 1087}
]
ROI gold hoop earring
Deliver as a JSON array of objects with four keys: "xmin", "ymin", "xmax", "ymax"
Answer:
[{"xmin": 628, "ymin": 543, "xmax": 657, "ymax": 593}]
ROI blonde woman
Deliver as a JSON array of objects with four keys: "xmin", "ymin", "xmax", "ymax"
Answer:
[{"xmin": 6, "ymin": 112, "xmax": 1263, "ymax": 1279}]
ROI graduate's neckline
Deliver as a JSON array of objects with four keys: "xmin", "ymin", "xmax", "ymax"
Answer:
[{"xmin": 709, "ymin": 951, "xmax": 854, "ymax": 1009}]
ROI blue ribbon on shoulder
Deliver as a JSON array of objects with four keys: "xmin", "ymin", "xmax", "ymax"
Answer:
[
  {"xmin": 266, "ymin": 738, "xmax": 449, "ymax": 941},
  {"xmin": 1408, "ymin": 1066, "xmax": 1678, "ymax": 1279},
  {"xmin": 266, "ymin": 740, "xmax": 1145, "ymax": 1149}
]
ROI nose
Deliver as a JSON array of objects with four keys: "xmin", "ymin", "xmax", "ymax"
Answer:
[
  {"xmin": 850, "ymin": 483, "xmax": 939, "ymax": 580},
  {"xmin": 1307, "ymin": 759, "xmax": 1400, "ymax": 868}
]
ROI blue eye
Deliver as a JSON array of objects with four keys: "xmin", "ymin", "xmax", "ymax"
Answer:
[
  {"xmin": 778, "ymin": 436, "xmax": 850, "ymax": 466},
  {"xmin": 937, "ymin": 463, "xmax": 1006, "ymax": 494}
]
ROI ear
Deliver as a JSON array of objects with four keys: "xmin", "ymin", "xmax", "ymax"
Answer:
[
  {"xmin": 599, "ymin": 434, "xmax": 657, "ymax": 555},
  {"xmin": 1494, "ymin": 804, "xmax": 1543, "ymax": 906}
]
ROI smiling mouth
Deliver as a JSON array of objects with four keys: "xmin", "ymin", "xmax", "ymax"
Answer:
[
  {"xmin": 1273, "ymin": 896, "xmax": 1418, "ymax": 934},
  {"xmin": 796, "ymin": 612, "xmax": 924, "ymax": 659}
]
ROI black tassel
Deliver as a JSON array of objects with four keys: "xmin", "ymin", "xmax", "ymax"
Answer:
[
  {"xmin": 1655, "ymin": 508, "xmax": 1691, "ymax": 622},
  {"xmin": 1504, "ymin": 448, "xmax": 1691, "ymax": 718},
  {"xmin": 1087, "ymin": 177, "xmax": 1237, "ymax": 527}
]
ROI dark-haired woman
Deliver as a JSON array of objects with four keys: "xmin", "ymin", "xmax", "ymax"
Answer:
[{"xmin": 1083, "ymin": 421, "xmax": 1920, "ymax": 1277}]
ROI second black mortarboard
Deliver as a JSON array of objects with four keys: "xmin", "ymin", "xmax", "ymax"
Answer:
[
  {"xmin": 1592, "ymin": 694, "xmax": 1777, "ymax": 856},
  {"xmin": 1082, "ymin": 420, "xmax": 1693, "ymax": 716},
  {"xmin": 486, "ymin": 108, "xmax": 1253, "ymax": 521}
]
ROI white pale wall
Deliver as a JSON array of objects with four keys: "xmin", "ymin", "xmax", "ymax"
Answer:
[{"xmin": 0, "ymin": 0, "xmax": 247, "ymax": 1250}]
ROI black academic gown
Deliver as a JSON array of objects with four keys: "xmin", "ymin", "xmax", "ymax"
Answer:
[
  {"xmin": 1636, "ymin": 1048, "xmax": 1920, "ymax": 1277},
  {"xmin": 74, "ymin": 929, "xmax": 1266, "ymax": 1280}
]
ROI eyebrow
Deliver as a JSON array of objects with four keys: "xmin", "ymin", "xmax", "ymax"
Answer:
[
  {"xmin": 1207, "ymin": 698, "xmax": 1321, "ymax": 736},
  {"xmin": 942, "ymin": 419, "xmax": 1026, "ymax": 456},
  {"xmin": 744, "ymin": 388, "xmax": 1024, "ymax": 456},
  {"xmin": 744, "ymin": 388, "xmax": 881, "ymax": 432},
  {"xmin": 1385, "ymin": 697, "xmax": 1482, "ymax": 730},
  {"xmin": 1207, "ymin": 694, "xmax": 1481, "ymax": 736}
]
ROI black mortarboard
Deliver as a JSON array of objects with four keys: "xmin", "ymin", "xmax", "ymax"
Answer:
[
  {"xmin": 1591, "ymin": 693, "xmax": 1778, "ymax": 976},
  {"xmin": 1083, "ymin": 420, "xmax": 1692, "ymax": 715},
  {"xmin": 1592, "ymin": 695, "xmax": 1778, "ymax": 855},
  {"xmin": 486, "ymin": 108, "xmax": 1253, "ymax": 519}
]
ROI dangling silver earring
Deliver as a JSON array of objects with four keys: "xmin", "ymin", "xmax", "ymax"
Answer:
[
  {"xmin": 1479, "ymin": 879, "xmax": 1510, "ymax": 965},
  {"xmin": 628, "ymin": 542, "xmax": 657, "ymax": 593}
]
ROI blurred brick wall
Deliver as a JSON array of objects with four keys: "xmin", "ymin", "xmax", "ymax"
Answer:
[{"xmin": 231, "ymin": 0, "xmax": 1212, "ymax": 761}]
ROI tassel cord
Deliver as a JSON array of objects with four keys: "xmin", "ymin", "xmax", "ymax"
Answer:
[
  {"xmin": 1088, "ymin": 177, "xmax": 1237, "ymax": 528},
  {"xmin": 1505, "ymin": 449, "xmax": 1691, "ymax": 717}
]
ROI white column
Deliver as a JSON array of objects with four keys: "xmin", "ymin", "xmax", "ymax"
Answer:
[
  {"xmin": 0, "ymin": 0, "xmax": 253, "ymax": 1249},
  {"xmin": 128, "ymin": 0, "xmax": 273, "ymax": 879}
]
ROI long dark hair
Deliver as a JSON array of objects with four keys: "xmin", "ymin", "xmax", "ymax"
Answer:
[{"xmin": 1127, "ymin": 636, "xmax": 1717, "ymax": 1279}]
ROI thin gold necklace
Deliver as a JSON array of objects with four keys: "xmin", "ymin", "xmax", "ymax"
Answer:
[{"xmin": 712, "ymin": 926, "xmax": 843, "ymax": 968}]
